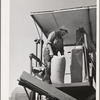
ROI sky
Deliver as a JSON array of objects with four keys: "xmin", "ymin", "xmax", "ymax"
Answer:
[{"xmin": 1, "ymin": 0, "xmax": 97, "ymax": 99}]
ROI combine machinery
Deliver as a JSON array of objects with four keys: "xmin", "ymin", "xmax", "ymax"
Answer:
[{"xmin": 18, "ymin": 5, "xmax": 96, "ymax": 100}]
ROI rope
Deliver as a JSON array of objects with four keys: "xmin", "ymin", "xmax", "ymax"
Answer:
[
  {"xmin": 73, "ymin": 35, "xmax": 84, "ymax": 50},
  {"xmin": 34, "ymin": 20, "xmax": 41, "ymax": 38},
  {"xmin": 52, "ymin": 13, "xmax": 59, "ymax": 28}
]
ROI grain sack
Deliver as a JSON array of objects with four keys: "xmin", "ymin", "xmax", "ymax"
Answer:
[{"xmin": 51, "ymin": 56, "xmax": 66, "ymax": 84}]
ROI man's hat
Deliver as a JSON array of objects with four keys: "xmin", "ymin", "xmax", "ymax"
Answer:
[{"xmin": 59, "ymin": 26, "xmax": 68, "ymax": 33}]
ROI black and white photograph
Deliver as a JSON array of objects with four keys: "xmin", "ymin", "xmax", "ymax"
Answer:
[{"xmin": 1, "ymin": 0, "xmax": 99, "ymax": 100}]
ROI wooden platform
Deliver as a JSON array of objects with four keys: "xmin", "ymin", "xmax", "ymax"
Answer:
[
  {"xmin": 53, "ymin": 82, "xmax": 95, "ymax": 100},
  {"xmin": 19, "ymin": 71, "xmax": 95, "ymax": 100}
]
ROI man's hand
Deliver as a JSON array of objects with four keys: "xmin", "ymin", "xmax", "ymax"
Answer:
[
  {"xmin": 50, "ymin": 55, "xmax": 53, "ymax": 59},
  {"xmin": 32, "ymin": 66, "xmax": 45, "ymax": 73}
]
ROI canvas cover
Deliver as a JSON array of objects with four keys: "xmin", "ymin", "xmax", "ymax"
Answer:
[
  {"xmin": 31, "ymin": 6, "xmax": 96, "ymax": 46},
  {"xmin": 70, "ymin": 49, "xmax": 83, "ymax": 82}
]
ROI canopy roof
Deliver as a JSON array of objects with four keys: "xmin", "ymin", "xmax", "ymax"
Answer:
[{"xmin": 31, "ymin": 6, "xmax": 96, "ymax": 45}]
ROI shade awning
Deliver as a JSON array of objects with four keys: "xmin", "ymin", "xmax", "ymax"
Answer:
[{"xmin": 31, "ymin": 6, "xmax": 96, "ymax": 46}]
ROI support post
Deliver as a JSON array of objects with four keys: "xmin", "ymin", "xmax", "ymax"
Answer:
[{"xmin": 29, "ymin": 54, "xmax": 36, "ymax": 100}]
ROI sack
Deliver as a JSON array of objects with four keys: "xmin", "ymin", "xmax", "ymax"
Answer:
[{"xmin": 51, "ymin": 56, "xmax": 66, "ymax": 84}]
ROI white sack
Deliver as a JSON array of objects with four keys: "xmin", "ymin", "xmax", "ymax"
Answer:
[{"xmin": 51, "ymin": 56, "xmax": 66, "ymax": 84}]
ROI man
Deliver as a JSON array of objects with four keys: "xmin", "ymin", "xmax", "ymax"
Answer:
[{"xmin": 43, "ymin": 27, "xmax": 68, "ymax": 83}]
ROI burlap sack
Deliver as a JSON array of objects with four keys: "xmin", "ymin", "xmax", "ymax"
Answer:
[{"xmin": 51, "ymin": 56, "xmax": 66, "ymax": 84}]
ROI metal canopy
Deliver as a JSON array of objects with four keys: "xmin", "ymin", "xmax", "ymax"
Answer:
[{"xmin": 31, "ymin": 6, "xmax": 96, "ymax": 45}]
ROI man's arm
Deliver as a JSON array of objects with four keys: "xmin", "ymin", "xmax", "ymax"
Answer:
[
  {"xmin": 47, "ymin": 31, "xmax": 56, "ymax": 56},
  {"xmin": 47, "ymin": 44, "xmax": 54, "ymax": 56}
]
